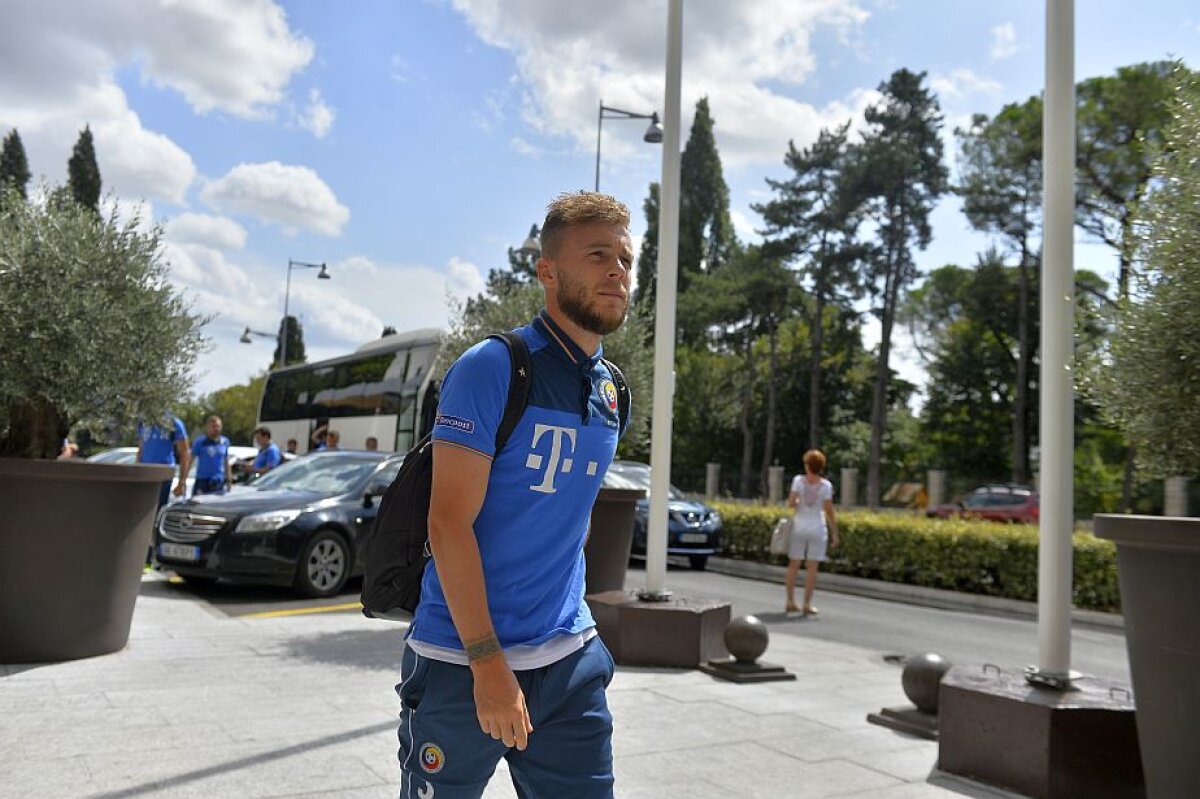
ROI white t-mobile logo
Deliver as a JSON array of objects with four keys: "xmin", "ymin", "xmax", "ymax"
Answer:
[{"xmin": 526, "ymin": 423, "xmax": 600, "ymax": 493}]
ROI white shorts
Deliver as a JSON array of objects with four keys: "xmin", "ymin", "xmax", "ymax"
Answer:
[{"xmin": 789, "ymin": 522, "xmax": 828, "ymax": 562}]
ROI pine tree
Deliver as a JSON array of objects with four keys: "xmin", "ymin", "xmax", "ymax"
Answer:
[
  {"xmin": 68, "ymin": 125, "xmax": 101, "ymax": 212},
  {"xmin": 848, "ymin": 69, "xmax": 948, "ymax": 507},
  {"xmin": 679, "ymin": 98, "xmax": 736, "ymax": 291},
  {"xmin": 273, "ymin": 316, "xmax": 307, "ymax": 368},
  {"xmin": 0, "ymin": 129, "xmax": 32, "ymax": 201},
  {"xmin": 634, "ymin": 181, "xmax": 660, "ymax": 310}
]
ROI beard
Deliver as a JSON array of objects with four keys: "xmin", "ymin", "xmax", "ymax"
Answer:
[{"xmin": 556, "ymin": 269, "xmax": 628, "ymax": 335}]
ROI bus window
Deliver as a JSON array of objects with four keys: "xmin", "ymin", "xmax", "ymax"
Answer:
[{"xmin": 261, "ymin": 372, "xmax": 290, "ymax": 422}]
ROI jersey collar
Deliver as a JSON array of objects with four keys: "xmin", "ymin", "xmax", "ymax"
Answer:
[{"xmin": 533, "ymin": 310, "xmax": 603, "ymax": 368}]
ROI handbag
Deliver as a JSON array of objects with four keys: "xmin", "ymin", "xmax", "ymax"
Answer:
[{"xmin": 769, "ymin": 516, "xmax": 792, "ymax": 555}]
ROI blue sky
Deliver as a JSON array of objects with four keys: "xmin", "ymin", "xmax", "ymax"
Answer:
[{"xmin": 3, "ymin": 0, "xmax": 1198, "ymax": 396}]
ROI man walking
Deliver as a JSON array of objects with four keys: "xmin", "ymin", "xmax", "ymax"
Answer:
[
  {"xmin": 191, "ymin": 415, "xmax": 232, "ymax": 495},
  {"xmin": 398, "ymin": 192, "xmax": 633, "ymax": 798},
  {"xmin": 136, "ymin": 415, "xmax": 189, "ymax": 510}
]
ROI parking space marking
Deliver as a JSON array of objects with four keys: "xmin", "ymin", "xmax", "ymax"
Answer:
[{"xmin": 239, "ymin": 602, "xmax": 363, "ymax": 619}]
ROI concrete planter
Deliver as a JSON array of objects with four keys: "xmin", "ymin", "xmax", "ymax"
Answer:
[
  {"xmin": 1094, "ymin": 514, "xmax": 1200, "ymax": 799},
  {"xmin": 0, "ymin": 458, "xmax": 173, "ymax": 663},
  {"xmin": 584, "ymin": 487, "xmax": 644, "ymax": 595}
]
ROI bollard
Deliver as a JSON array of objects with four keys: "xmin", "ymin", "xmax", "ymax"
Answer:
[
  {"xmin": 705, "ymin": 462, "xmax": 721, "ymax": 500},
  {"xmin": 1165, "ymin": 476, "xmax": 1189, "ymax": 517},
  {"xmin": 928, "ymin": 470, "xmax": 946, "ymax": 509},
  {"xmin": 840, "ymin": 467, "xmax": 858, "ymax": 509},
  {"xmin": 768, "ymin": 465, "xmax": 784, "ymax": 505}
]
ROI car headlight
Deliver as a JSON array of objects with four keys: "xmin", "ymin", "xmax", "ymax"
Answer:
[
  {"xmin": 235, "ymin": 509, "xmax": 301, "ymax": 533},
  {"xmin": 708, "ymin": 511, "xmax": 721, "ymax": 526}
]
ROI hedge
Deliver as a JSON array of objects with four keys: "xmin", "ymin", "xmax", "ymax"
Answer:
[{"xmin": 712, "ymin": 502, "xmax": 1121, "ymax": 613}]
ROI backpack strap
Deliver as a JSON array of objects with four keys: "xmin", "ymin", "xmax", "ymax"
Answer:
[
  {"xmin": 601, "ymin": 357, "xmax": 630, "ymax": 438},
  {"xmin": 487, "ymin": 331, "xmax": 532, "ymax": 452}
]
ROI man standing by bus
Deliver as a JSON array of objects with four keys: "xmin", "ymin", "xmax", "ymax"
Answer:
[
  {"xmin": 245, "ymin": 426, "xmax": 282, "ymax": 476},
  {"xmin": 191, "ymin": 415, "xmax": 233, "ymax": 495},
  {"xmin": 398, "ymin": 193, "xmax": 632, "ymax": 798}
]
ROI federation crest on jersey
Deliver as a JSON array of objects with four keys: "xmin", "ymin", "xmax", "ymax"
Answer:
[
  {"xmin": 600, "ymin": 379, "xmax": 618, "ymax": 412},
  {"xmin": 419, "ymin": 742, "xmax": 445, "ymax": 773}
]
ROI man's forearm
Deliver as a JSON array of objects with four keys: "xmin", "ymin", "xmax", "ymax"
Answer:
[{"xmin": 428, "ymin": 518, "xmax": 502, "ymax": 663}]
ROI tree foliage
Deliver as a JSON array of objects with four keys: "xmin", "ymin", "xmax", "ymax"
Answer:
[
  {"xmin": 0, "ymin": 186, "xmax": 207, "ymax": 458},
  {"xmin": 850, "ymin": 68, "xmax": 948, "ymax": 506},
  {"xmin": 272, "ymin": 315, "xmax": 306, "ymax": 368},
  {"xmin": 1093, "ymin": 64, "xmax": 1200, "ymax": 478},
  {"xmin": 0, "ymin": 129, "xmax": 31, "ymax": 202},
  {"xmin": 679, "ymin": 98, "xmax": 736, "ymax": 290},
  {"xmin": 67, "ymin": 125, "xmax": 102, "ymax": 213}
]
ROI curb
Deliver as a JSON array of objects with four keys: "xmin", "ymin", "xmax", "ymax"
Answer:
[{"xmin": 707, "ymin": 557, "xmax": 1125, "ymax": 631}]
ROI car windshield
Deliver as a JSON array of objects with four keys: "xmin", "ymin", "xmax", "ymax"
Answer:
[
  {"xmin": 250, "ymin": 455, "xmax": 380, "ymax": 495},
  {"xmin": 606, "ymin": 464, "xmax": 683, "ymax": 499}
]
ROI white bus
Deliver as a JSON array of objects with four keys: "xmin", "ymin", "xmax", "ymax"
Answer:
[{"xmin": 256, "ymin": 328, "xmax": 442, "ymax": 454}]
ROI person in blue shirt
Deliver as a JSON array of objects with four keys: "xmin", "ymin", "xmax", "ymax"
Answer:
[
  {"xmin": 190, "ymin": 415, "xmax": 232, "ymax": 496},
  {"xmin": 135, "ymin": 415, "xmax": 189, "ymax": 510},
  {"xmin": 245, "ymin": 426, "xmax": 282, "ymax": 475},
  {"xmin": 399, "ymin": 192, "xmax": 632, "ymax": 799}
]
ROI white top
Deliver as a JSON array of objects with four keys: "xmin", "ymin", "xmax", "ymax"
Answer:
[
  {"xmin": 407, "ymin": 628, "xmax": 597, "ymax": 671},
  {"xmin": 791, "ymin": 475, "xmax": 833, "ymax": 533}
]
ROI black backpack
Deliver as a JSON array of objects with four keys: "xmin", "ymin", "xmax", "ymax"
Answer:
[{"xmin": 360, "ymin": 331, "xmax": 630, "ymax": 621}]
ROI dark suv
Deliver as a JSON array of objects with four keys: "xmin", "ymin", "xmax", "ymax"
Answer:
[
  {"xmin": 154, "ymin": 451, "xmax": 403, "ymax": 597},
  {"xmin": 603, "ymin": 460, "xmax": 723, "ymax": 570},
  {"xmin": 927, "ymin": 484, "xmax": 1040, "ymax": 524}
]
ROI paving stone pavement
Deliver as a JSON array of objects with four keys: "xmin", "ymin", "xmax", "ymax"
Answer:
[{"xmin": 1, "ymin": 575, "xmax": 1027, "ymax": 799}]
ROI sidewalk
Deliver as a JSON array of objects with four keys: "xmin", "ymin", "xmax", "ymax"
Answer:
[{"xmin": 2, "ymin": 574, "xmax": 1023, "ymax": 799}]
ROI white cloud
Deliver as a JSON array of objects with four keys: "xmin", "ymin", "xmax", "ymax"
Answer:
[
  {"xmin": 451, "ymin": 0, "xmax": 873, "ymax": 169},
  {"xmin": 930, "ymin": 69, "xmax": 1003, "ymax": 101},
  {"xmin": 990, "ymin": 22, "xmax": 1018, "ymax": 61},
  {"xmin": 166, "ymin": 213, "xmax": 248, "ymax": 251},
  {"xmin": 510, "ymin": 136, "xmax": 542, "ymax": 158},
  {"xmin": 446, "ymin": 256, "xmax": 486, "ymax": 297},
  {"xmin": 297, "ymin": 88, "xmax": 335, "ymax": 139},
  {"xmin": 0, "ymin": 0, "xmax": 313, "ymax": 205},
  {"xmin": 200, "ymin": 161, "xmax": 350, "ymax": 236}
]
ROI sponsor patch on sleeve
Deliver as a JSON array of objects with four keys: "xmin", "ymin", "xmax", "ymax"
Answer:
[{"xmin": 435, "ymin": 414, "xmax": 476, "ymax": 434}]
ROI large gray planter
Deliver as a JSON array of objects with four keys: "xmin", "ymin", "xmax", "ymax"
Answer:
[
  {"xmin": 1094, "ymin": 514, "xmax": 1200, "ymax": 799},
  {"xmin": 584, "ymin": 487, "xmax": 644, "ymax": 595},
  {"xmin": 0, "ymin": 458, "xmax": 173, "ymax": 663}
]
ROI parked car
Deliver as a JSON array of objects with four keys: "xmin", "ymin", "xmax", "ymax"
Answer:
[
  {"xmin": 87, "ymin": 445, "xmax": 292, "ymax": 500},
  {"xmin": 154, "ymin": 450, "xmax": 404, "ymax": 597},
  {"xmin": 926, "ymin": 484, "xmax": 1040, "ymax": 524},
  {"xmin": 603, "ymin": 460, "xmax": 723, "ymax": 570}
]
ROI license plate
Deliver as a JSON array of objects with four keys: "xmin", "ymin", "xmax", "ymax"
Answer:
[
  {"xmin": 159, "ymin": 542, "xmax": 200, "ymax": 562},
  {"xmin": 679, "ymin": 533, "xmax": 708, "ymax": 544}
]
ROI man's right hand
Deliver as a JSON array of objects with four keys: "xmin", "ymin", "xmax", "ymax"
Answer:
[
  {"xmin": 470, "ymin": 657, "xmax": 533, "ymax": 750},
  {"xmin": 173, "ymin": 482, "xmax": 185, "ymax": 497}
]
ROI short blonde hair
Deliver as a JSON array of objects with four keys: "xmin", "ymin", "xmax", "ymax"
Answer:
[
  {"xmin": 540, "ymin": 192, "xmax": 630, "ymax": 258},
  {"xmin": 803, "ymin": 449, "xmax": 827, "ymax": 475}
]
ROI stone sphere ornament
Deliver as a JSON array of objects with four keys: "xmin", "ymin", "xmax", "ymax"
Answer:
[
  {"xmin": 724, "ymin": 614, "xmax": 769, "ymax": 663},
  {"xmin": 901, "ymin": 652, "xmax": 952, "ymax": 714}
]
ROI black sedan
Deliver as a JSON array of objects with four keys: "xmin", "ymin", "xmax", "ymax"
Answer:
[
  {"xmin": 153, "ymin": 451, "xmax": 403, "ymax": 597},
  {"xmin": 603, "ymin": 460, "xmax": 723, "ymax": 571}
]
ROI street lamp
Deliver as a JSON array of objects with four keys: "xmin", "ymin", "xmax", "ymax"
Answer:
[
  {"xmin": 516, "ymin": 224, "xmax": 541, "ymax": 259},
  {"xmin": 281, "ymin": 258, "xmax": 329, "ymax": 368},
  {"xmin": 239, "ymin": 327, "xmax": 276, "ymax": 345},
  {"xmin": 595, "ymin": 101, "xmax": 664, "ymax": 191}
]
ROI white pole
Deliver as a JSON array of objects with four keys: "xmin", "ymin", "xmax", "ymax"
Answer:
[
  {"xmin": 1034, "ymin": 0, "xmax": 1076, "ymax": 684},
  {"xmin": 642, "ymin": 0, "xmax": 683, "ymax": 601}
]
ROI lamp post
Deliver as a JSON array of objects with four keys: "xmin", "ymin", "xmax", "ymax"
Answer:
[
  {"xmin": 239, "ymin": 327, "xmax": 276, "ymax": 345},
  {"xmin": 281, "ymin": 258, "xmax": 329, "ymax": 369},
  {"xmin": 595, "ymin": 102, "xmax": 663, "ymax": 192}
]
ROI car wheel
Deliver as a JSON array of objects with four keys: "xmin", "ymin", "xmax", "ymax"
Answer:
[
  {"xmin": 688, "ymin": 555, "xmax": 709, "ymax": 571},
  {"xmin": 294, "ymin": 530, "xmax": 350, "ymax": 598}
]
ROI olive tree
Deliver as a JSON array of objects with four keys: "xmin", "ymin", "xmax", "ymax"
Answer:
[
  {"xmin": 1093, "ymin": 65, "xmax": 1200, "ymax": 478},
  {"xmin": 0, "ymin": 187, "xmax": 207, "ymax": 458}
]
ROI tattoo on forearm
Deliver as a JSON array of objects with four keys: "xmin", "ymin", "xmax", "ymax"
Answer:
[{"xmin": 465, "ymin": 635, "xmax": 502, "ymax": 662}]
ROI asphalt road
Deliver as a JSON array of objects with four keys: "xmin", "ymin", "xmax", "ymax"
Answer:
[
  {"xmin": 631, "ymin": 563, "xmax": 1132, "ymax": 684},
  {"xmin": 153, "ymin": 560, "xmax": 1131, "ymax": 684}
]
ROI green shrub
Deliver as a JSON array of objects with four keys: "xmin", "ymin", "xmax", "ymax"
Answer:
[{"xmin": 713, "ymin": 502, "xmax": 1121, "ymax": 613}]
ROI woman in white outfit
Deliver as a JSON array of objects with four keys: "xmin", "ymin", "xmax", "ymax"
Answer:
[{"xmin": 785, "ymin": 449, "xmax": 840, "ymax": 615}]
